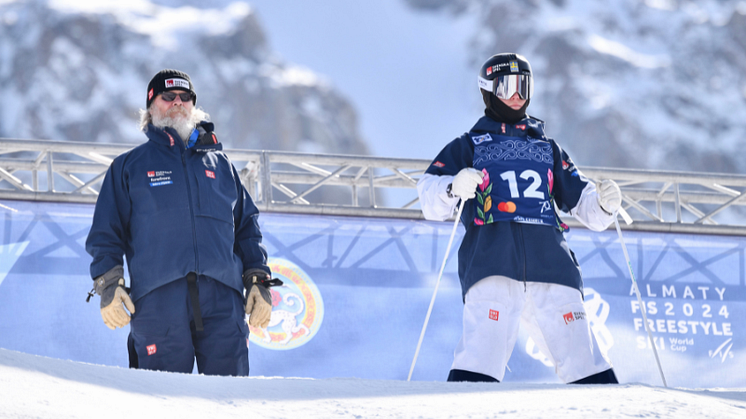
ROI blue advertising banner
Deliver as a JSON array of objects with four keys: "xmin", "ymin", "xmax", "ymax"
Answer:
[{"xmin": 0, "ymin": 200, "xmax": 743, "ymax": 387}]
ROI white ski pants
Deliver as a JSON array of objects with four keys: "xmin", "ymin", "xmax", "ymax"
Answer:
[{"xmin": 451, "ymin": 275, "xmax": 613, "ymax": 383}]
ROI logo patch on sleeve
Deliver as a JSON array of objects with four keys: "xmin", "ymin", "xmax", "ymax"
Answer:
[
  {"xmin": 146, "ymin": 344, "xmax": 157, "ymax": 355},
  {"xmin": 433, "ymin": 161, "xmax": 445, "ymax": 168},
  {"xmin": 489, "ymin": 309, "xmax": 499, "ymax": 321},
  {"xmin": 205, "ymin": 170, "xmax": 215, "ymax": 179},
  {"xmin": 471, "ymin": 133, "xmax": 493, "ymax": 145}
]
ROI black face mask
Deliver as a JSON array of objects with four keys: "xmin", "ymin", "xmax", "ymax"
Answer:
[{"xmin": 482, "ymin": 90, "xmax": 530, "ymax": 124}]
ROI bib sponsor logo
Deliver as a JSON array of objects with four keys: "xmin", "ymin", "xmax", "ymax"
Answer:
[
  {"xmin": 147, "ymin": 171, "xmax": 155, "ymax": 177},
  {"xmin": 165, "ymin": 78, "xmax": 190, "ymax": 89},
  {"xmin": 489, "ymin": 309, "xmax": 499, "ymax": 321},
  {"xmin": 146, "ymin": 344, "xmax": 157, "ymax": 355},
  {"xmin": 563, "ymin": 312, "xmax": 574, "ymax": 324},
  {"xmin": 205, "ymin": 170, "xmax": 215, "ymax": 179},
  {"xmin": 471, "ymin": 133, "xmax": 493, "ymax": 145},
  {"xmin": 248, "ymin": 258, "xmax": 324, "ymax": 350}
]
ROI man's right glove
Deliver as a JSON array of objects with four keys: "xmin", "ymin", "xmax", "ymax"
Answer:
[
  {"xmin": 243, "ymin": 269, "xmax": 283, "ymax": 328},
  {"xmin": 92, "ymin": 265, "xmax": 135, "ymax": 330},
  {"xmin": 449, "ymin": 168, "xmax": 485, "ymax": 200}
]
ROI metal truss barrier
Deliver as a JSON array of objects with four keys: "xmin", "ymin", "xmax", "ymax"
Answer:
[{"xmin": 1, "ymin": 138, "xmax": 746, "ymax": 236}]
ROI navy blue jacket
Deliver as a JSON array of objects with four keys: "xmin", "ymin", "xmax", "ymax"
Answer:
[
  {"xmin": 422, "ymin": 116, "xmax": 602, "ymax": 298},
  {"xmin": 86, "ymin": 123, "xmax": 269, "ymax": 302}
]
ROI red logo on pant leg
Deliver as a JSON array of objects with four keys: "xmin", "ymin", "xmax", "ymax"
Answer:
[
  {"xmin": 146, "ymin": 344, "xmax": 157, "ymax": 355},
  {"xmin": 489, "ymin": 309, "xmax": 499, "ymax": 321},
  {"xmin": 563, "ymin": 312, "xmax": 574, "ymax": 324}
]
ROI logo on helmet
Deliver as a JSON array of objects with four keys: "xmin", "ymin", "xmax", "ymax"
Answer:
[{"xmin": 510, "ymin": 61, "xmax": 519, "ymax": 72}]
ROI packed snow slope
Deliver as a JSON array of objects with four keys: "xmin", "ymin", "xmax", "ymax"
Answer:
[{"xmin": 1, "ymin": 348, "xmax": 745, "ymax": 419}]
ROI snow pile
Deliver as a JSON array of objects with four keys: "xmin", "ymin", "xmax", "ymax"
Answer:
[{"xmin": 1, "ymin": 348, "xmax": 745, "ymax": 418}]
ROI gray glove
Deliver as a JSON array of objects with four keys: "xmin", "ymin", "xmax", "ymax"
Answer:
[
  {"xmin": 93, "ymin": 265, "xmax": 135, "ymax": 330},
  {"xmin": 242, "ymin": 268, "xmax": 282, "ymax": 328}
]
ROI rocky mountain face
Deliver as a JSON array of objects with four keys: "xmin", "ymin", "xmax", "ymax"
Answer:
[
  {"xmin": 0, "ymin": 0, "xmax": 369, "ymax": 156},
  {"xmin": 406, "ymin": 0, "xmax": 746, "ymax": 174}
]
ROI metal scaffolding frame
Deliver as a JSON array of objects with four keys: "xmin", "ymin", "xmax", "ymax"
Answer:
[{"xmin": 1, "ymin": 138, "xmax": 746, "ymax": 235}]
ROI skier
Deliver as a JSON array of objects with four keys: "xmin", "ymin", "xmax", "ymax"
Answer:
[
  {"xmin": 417, "ymin": 53, "xmax": 622, "ymax": 384},
  {"xmin": 86, "ymin": 69, "xmax": 280, "ymax": 376}
]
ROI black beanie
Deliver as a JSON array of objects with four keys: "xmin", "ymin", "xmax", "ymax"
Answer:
[{"xmin": 146, "ymin": 69, "xmax": 197, "ymax": 109}]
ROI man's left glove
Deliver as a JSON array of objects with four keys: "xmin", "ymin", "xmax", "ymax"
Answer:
[
  {"xmin": 243, "ymin": 268, "xmax": 282, "ymax": 328},
  {"xmin": 93, "ymin": 265, "xmax": 135, "ymax": 330},
  {"xmin": 597, "ymin": 179, "xmax": 622, "ymax": 214}
]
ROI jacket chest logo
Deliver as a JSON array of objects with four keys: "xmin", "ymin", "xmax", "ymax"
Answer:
[{"xmin": 148, "ymin": 170, "xmax": 173, "ymax": 187}]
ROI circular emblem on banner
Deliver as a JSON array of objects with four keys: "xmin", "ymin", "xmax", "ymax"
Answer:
[{"xmin": 248, "ymin": 258, "xmax": 324, "ymax": 350}]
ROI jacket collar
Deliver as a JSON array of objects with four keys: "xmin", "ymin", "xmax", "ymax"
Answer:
[
  {"xmin": 145, "ymin": 121, "xmax": 222, "ymax": 151},
  {"xmin": 471, "ymin": 115, "xmax": 546, "ymax": 140}
]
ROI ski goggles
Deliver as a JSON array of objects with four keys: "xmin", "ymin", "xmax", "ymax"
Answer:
[
  {"xmin": 478, "ymin": 74, "xmax": 532, "ymax": 100},
  {"xmin": 160, "ymin": 91, "xmax": 194, "ymax": 102}
]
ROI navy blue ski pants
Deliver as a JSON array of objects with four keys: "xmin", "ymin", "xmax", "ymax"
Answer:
[{"xmin": 127, "ymin": 275, "xmax": 250, "ymax": 376}]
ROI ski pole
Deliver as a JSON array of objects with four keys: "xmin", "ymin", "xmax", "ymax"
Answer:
[
  {"xmin": 407, "ymin": 199, "xmax": 465, "ymax": 381},
  {"xmin": 613, "ymin": 214, "xmax": 668, "ymax": 387}
]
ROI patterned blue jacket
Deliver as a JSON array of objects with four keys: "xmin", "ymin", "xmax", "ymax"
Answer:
[{"xmin": 417, "ymin": 115, "xmax": 613, "ymax": 298}]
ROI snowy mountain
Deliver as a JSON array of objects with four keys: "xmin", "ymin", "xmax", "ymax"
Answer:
[
  {"xmin": 405, "ymin": 0, "xmax": 746, "ymax": 173},
  {"xmin": 0, "ymin": 0, "xmax": 370, "ymax": 155}
]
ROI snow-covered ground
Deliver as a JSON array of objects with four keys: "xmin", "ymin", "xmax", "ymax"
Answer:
[{"xmin": 1, "ymin": 348, "xmax": 744, "ymax": 418}]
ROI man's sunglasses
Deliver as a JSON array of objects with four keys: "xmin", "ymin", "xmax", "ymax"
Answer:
[{"xmin": 160, "ymin": 91, "xmax": 194, "ymax": 102}]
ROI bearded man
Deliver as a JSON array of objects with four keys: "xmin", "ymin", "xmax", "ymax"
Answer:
[{"xmin": 86, "ymin": 69, "xmax": 280, "ymax": 376}]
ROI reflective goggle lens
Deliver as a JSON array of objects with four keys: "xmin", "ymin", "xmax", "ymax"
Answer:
[
  {"xmin": 479, "ymin": 74, "xmax": 532, "ymax": 100},
  {"xmin": 494, "ymin": 74, "xmax": 531, "ymax": 100}
]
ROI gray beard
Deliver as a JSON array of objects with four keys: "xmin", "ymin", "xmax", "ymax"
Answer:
[{"xmin": 151, "ymin": 107, "xmax": 198, "ymax": 144}]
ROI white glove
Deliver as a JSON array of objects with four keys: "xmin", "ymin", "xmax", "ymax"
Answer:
[
  {"xmin": 597, "ymin": 179, "xmax": 622, "ymax": 214},
  {"xmin": 449, "ymin": 168, "xmax": 485, "ymax": 200}
]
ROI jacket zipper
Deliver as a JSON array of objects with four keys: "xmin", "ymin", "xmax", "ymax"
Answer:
[{"xmin": 181, "ymin": 147, "xmax": 200, "ymax": 274}]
